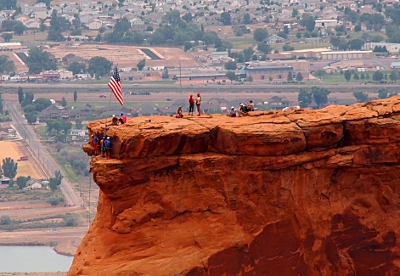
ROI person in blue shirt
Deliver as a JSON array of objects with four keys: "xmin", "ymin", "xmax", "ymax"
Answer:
[
  {"xmin": 93, "ymin": 134, "xmax": 99, "ymax": 155},
  {"xmin": 104, "ymin": 137, "xmax": 111, "ymax": 159}
]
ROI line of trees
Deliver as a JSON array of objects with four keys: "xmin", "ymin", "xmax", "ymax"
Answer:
[{"xmin": 298, "ymin": 87, "xmax": 331, "ymax": 108}]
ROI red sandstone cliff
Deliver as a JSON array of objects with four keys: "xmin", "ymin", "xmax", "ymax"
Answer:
[{"xmin": 68, "ymin": 97, "xmax": 400, "ymax": 276}]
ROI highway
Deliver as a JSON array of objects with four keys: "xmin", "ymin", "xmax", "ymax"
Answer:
[{"xmin": 6, "ymin": 101, "xmax": 83, "ymax": 207}]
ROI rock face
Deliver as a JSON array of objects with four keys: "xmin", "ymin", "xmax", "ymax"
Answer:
[{"xmin": 68, "ymin": 98, "xmax": 400, "ymax": 276}]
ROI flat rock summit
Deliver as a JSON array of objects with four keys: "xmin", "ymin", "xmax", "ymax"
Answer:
[{"xmin": 69, "ymin": 97, "xmax": 400, "ymax": 276}]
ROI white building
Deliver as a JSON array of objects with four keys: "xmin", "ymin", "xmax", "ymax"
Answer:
[
  {"xmin": 315, "ymin": 19, "xmax": 338, "ymax": 29},
  {"xmin": 363, "ymin": 42, "xmax": 400, "ymax": 54}
]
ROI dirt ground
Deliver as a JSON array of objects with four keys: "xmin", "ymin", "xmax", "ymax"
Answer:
[
  {"xmin": 46, "ymin": 44, "xmax": 199, "ymax": 69},
  {"xmin": 0, "ymin": 141, "xmax": 47, "ymax": 179},
  {"xmin": 0, "ymin": 226, "xmax": 88, "ymax": 256}
]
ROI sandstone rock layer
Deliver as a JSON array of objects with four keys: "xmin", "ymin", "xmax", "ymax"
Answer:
[{"xmin": 68, "ymin": 97, "xmax": 400, "ymax": 276}]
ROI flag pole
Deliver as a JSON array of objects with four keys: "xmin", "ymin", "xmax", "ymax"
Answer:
[{"xmin": 104, "ymin": 67, "xmax": 116, "ymax": 138}]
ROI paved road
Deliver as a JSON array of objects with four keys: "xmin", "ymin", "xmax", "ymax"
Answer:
[{"xmin": 6, "ymin": 101, "xmax": 83, "ymax": 207}]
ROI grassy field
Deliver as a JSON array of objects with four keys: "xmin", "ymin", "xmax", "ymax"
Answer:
[
  {"xmin": 0, "ymin": 141, "xmax": 47, "ymax": 179},
  {"xmin": 272, "ymin": 42, "xmax": 331, "ymax": 51},
  {"xmin": 35, "ymin": 126, "xmax": 48, "ymax": 140},
  {"xmin": 225, "ymin": 37, "xmax": 256, "ymax": 49},
  {"xmin": 319, "ymin": 71, "xmax": 395, "ymax": 84},
  {"xmin": 349, "ymin": 31, "xmax": 387, "ymax": 40}
]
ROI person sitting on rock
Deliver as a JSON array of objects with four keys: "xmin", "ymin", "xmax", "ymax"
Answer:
[
  {"xmin": 112, "ymin": 114, "xmax": 119, "ymax": 125},
  {"xmin": 229, "ymin": 106, "xmax": 236, "ymax": 117},
  {"xmin": 239, "ymin": 103, "xmax": 248, "ymax": 116},
  {"xmin": 176, "ymin": 106, "xmax": 184, "ymax": 118},
  {"xmin": 119, "ymin": 112, "xmax": 127, "ymax": 124},
  {"xmin": 247, "ymin": 100, "xmax": 255, "ymax": 111}
]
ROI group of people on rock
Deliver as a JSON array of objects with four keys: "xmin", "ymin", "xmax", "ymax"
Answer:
[
  {"xmin": 175, "ymin": 93, "xmax": 256, "ymax": 118},
  {"xmin": 92, "ymin": 133, "xmax": 112, "ymax": 159},
  {"xmin": 176, "ymin": 93, "xmax": 202, "ymax": 118},
  {"xmin": 229, "ymin": 100, "xmax": 255, "ymax": 117},
  {"xmin": 112, "ymin": 112, "xmax": 127, "ymax": 125}
]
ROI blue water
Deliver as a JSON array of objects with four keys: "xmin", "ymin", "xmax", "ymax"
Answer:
[{"xmin": 0, "ymin": 246, "xmax": 73, "ymax": 273}]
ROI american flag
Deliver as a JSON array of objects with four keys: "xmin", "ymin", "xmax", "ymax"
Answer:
[{"xmin": 108, "ymin": 67, "xmax": 123, "ymax": 105}]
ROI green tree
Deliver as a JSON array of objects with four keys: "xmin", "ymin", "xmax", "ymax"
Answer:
[
  {"xmin": 296, "ymin": 32, "xmax": 301, "ymax": 39},
  {"xmin": 378, "ymin": 88, "xmax": 388, "ymax": 99},
  {"xmin": 54, "ymin": 170, "xmax": 63, "ymax": 185},
  {"xmin": 23, "ymin": 104, "xmax": 35, "ymax": 114},
  {"xmin": 353, "ymin": 73, "xmax": 359, "ymax": 80},
  {"xmin": 61, "ymin": 97, "xmax": 67, "ymax": 107},
  {"xmin": 353, "ymin": 92, "xmax": 368, "ymax": 103},
  {"xmin": 2, "ymin": 157, "xmax": 18, "ymax": 179},
  {"xmin": 16, "ymin": 176, "xmax": 28, "ymax": 189},
  {"xmin": 292, "ymin": 8, "xmax": 298, "ymax": 18},
  {"xmin": 298, "ymin": 88, "xmax": 312, "ymax": 108},
  {"xmin": 253, "ymin": 28, "xmax": 268, "ymax": 42},
  {"xmin": 311, "ymin": 87, "xmax": 330, "ymax": 108},
  {"xmin": 161, "ymin": 68, "xmax": 169, "ymax": 79},
  {"xmin": 300, "ymin": 14, "xmax": 315, "ymax": 32},
  {"xmin": 373, "ymin": 71, "xmax": 384, "ymax": 82},
  {"xmin": 390, "ymin": 70, "xmax": 398, "ymax": 83},
  {"xmin": 137, "ymin": 59, "xmax": 146, "ymax": 71},
  {"xmin": 243, "ymin": 13, "xmax": 251, "ymax": 24},
  {"xmin": 257, "ymin": 42, "xmax": 271, "ymax": 54},
  {"xmin": 75, "ymin": 119, "xmax": 82, "ymax": 129},
  {"xmin": 287, "ymin": 71, "xmax": 293, "ymax": 81},
  {"xmin": 296, "ymin": 72, "xmax": 303, "ymax": 82},
  {"xmin": 61, "ymin": 120, "xmax": 72, "ymax": 134},
  {"xmin": 224, "ymin": 60, "xmax": 237, "ymax": 70},
  {"xmin": 72, "ymin": 13, "xmax": 81, "ymax": 29},
  {"xmin": 74, "ymin": 90, "xmax": 78, "ymax": 102},
  {"xmin": 33, "ymin": 98, "xmax": 51, "ymax": 111},
  {"xmin": 225, "ymin": 71, "xmax": 237, "ymax": 83},
  {"xmin": 26, "ymin": 47, "xmax": 57, "ymax": 74},
  {"xmin": 344, "ymin": 70, "xmax": 352, "ymax": 83},
  {"xmin": 182, "ymin": 12, "xmax": 193, "ymax": 23},
  {"xmin": 25, "ymin": 113, "xmax": 37, "ymax": 124},
  {"xmin": 47, "ymin": 11, "xmax": 65, "ymax": 41},
  {"xmin": 348, "ymin": 38, "xmax": 365, "ymax": 50},
  {"xmin": 2, "ymin": 33, "xmax": 12, "ymax": 42},
  {"xmin": 0, "ymin": 215, "xmax": 11, "ymax": 225},
  {"xmin": 17, "ymin": 87, "xmax": 24, "ymax": 104},
  {"xmin": 0, "ymin": 55, "xmax": 15, "ymax": 73},
  {"xmin": 87, "ymin": 56, "xmax": 113, "ymax": 78},
  {"xmin": 68, "ymin": 61, "xmax": 86, "ymax": 75},
  {"xmin": 220, "ymin": 12, "xmax": 231, "ymax": 25},
  {"xmin": 49, "ymin": 178, "xmax": 58, "ymax": 192},
  {"xmin": 21, "ymin": 92, "xmax": 34, "ymax": 108},
  {"xmin": 315, "ymin": 69, "xmax": 326, "ymax": 80},
  {"xmin": 243, "ymin": 47, "xmax": 254, "ymax": 62},
  {"xmin": 12, "ymin": 21, "xmax": 26, "ymax": 35}
]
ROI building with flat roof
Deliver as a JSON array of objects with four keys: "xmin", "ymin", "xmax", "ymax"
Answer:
[
  {"xmin": 319, "ymin": 51, "xmax": 373, "ymax": 60},
  {"xmin": 244, "ymin": 66, "xmax": 309, "ymax": 81},
  {"xmin": 0, "ymin": 42, "xmax": 22, "ymax": 50},
  {"xmin": 363, "ymin": 42, "xmax": 400, "ymax": 53}
]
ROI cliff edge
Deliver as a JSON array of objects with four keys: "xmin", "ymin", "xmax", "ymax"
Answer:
[{"xmin": 69, "ymin": 97, "xmax": 400, "ymax": 276}]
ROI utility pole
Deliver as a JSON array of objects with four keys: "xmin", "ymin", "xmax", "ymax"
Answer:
[{"xmin": 179, "ymin": 60, "xmax": 182, "ymax": 94}]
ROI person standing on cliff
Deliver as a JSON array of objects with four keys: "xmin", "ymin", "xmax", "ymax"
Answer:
[
  {"xmin": 188, "ymin": 94, "xmax": 195, "ymax": 116},
  {"xmin": 100, "ymin": 137, "xmax": 105, "ymax": 158},
  {"xmin": 196, "ymin": 92, "xmax": 201, "ymax": 116},
  {"xmin": 104, "ymin": 137, "xmax": 111, "ymax": 159},
  {"xmin": 93, "ymin": 134, "xmax": 99, "ymax": 155}
]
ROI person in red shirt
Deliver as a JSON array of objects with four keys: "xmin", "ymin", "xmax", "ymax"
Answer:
[
  {"xmin": 119, "ymin": 112, "xmax": 127, "ymax": 124},
  {"xmin": 188, "ymin": 94, "xmax": 195, "ymax": 116}
]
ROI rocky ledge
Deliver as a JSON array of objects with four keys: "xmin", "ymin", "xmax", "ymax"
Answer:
[{"xmin": 68, "ymin": 97, "xmax": 400, "ymax": 276}]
